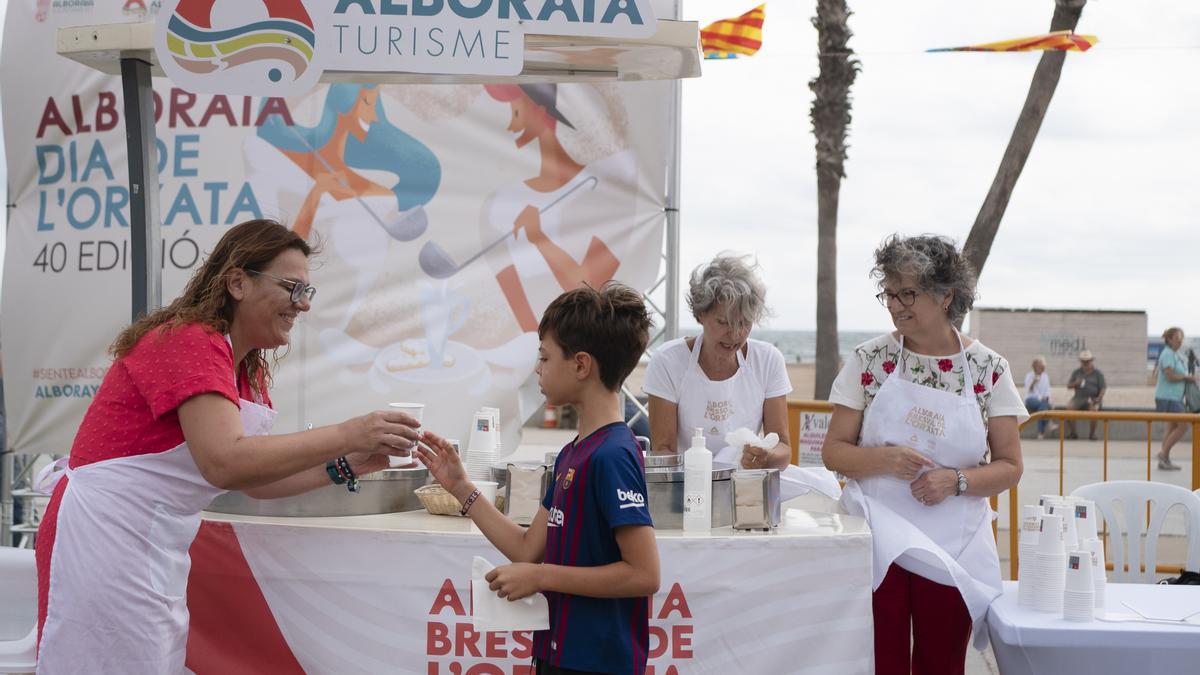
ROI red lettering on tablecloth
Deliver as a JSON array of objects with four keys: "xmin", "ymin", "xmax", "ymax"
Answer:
[
  {"xmin": 655, "ymin": 583, "xmax": 692, "ymax": 619},
  {"xmin": 430, "ymin": 579, "xmax": 468, "ymax": 615},
  {"xmin": 456, "ymin": 623, "xmax": 483, "ymax": 657},
  {"xmin": 645, "ymin": 666, "xmax": 680, "ymax": 675},
  {"xmin": 428, "ymin": 622, "xmax": 452, "ymax": 656}
]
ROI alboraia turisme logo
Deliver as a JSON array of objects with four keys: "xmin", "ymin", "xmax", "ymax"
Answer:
[{"xmin": 157, "ymin": 0, "xmax": 322, "ymax": 97}]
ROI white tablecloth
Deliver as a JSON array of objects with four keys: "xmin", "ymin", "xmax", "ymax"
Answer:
[
  {"xmin": 988, "ymin": 581, "xmax": 1200, "ymax": 675},
  {"xmin": 186, "ymin": 506, "xmax": 874, "ymax": 674}
]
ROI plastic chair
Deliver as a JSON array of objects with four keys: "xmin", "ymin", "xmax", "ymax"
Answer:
[
  {"xmin": 1072, "ymin": 480, "xmax": 1200, "ymax": 583},
  {"xmin": 0, "ymin": 547, "xmax": 37, "ymax": 673}
]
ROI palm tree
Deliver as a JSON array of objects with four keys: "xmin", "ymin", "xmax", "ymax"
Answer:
[
  {"xmin": 962, "ymin": 0, "xmax": 1088, "ymax": 279},
  {"xmin": 811, "ymin": 0, "xmax": 861, "ymax": 399}
]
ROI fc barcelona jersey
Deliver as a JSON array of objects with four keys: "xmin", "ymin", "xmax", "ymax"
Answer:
[{"xmin": 535, "ymin": 422, "xmax": 653, "ymax": 674}]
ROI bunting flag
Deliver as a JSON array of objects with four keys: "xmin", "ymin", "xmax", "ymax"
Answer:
[
  {"xmin": 928, "ymin": 30, "xmax": 1098, "ymax": 53},
  {"xmin": 700, "ymin": 4, "xmax": 765, "ymax": 60}
]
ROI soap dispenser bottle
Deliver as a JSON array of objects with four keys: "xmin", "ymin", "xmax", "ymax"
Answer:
[{"xmin": 683, "ymin": 427, "xmax": 713, "ymax": 532}]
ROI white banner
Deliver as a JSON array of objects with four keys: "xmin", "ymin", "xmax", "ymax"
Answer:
[
  {"xmin": 797, "ymin": 411, "xmax": 830, "ymax": 468},
  {"xmin": 186, "ymin": 520, "xmax": 875, "ymax": 673},
  {"xmin": 154, "ymin": 0, "xmax": 659, "ymax": 96},
  {"xmin": 2, "ymin": 0, "xmax": 671, "ymax": 455}
]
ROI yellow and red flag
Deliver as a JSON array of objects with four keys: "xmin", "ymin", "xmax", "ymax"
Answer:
[
  {"xmin": 700, "ymin": 4, "xmax": 765, "ymax": 60},
  {"xmin": 928, "ymin": 30, "xmax": 1098, "ymax": 53}
]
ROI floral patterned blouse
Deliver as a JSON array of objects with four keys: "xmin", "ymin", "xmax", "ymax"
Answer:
[{"xmin": 829, "ymin": 333, "xmax": 1029, "ymax": 427}]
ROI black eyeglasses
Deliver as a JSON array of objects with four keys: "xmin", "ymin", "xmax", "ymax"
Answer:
[
  {"xmin": 247, "ymin": 269, "xmax": 316, "ymax": 304},
  {"xmin": 875, "ymin": 288, "xmax": 922, "ymax": 308}
]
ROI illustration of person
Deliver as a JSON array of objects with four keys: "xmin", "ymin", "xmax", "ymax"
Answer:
[
  {"xmin": 481, "ymin": 84, "xmax": 636, "ymax": 334},
  {"xmin": 252, "ymin": 83, "xmax": 441, "ymax": 330}
]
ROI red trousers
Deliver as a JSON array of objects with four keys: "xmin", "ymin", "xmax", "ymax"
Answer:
[{"xmin": 873, "ymin": 563, "xmax": 972, "ymax": 675}]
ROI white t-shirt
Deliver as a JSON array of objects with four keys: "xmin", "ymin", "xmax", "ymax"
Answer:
[
  {"xmin": 643, "ymin": 337, "xmax": 792, "ymax": 404},
  {"xmin": 1023, "ymin": 371, "xmax": 1052, "ymax": 400},
  {"xmin": 829, "ymin": 333, "xmax": 1028, "ymax": 427}
]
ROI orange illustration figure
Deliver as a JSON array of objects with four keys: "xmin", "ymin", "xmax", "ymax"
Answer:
[{"xmin": 484, "ymin": 84, "xmax": 622, "ymax": 333}]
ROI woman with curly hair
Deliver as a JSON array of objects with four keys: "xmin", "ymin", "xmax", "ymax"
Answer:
[
  {"xmin": 34, "ymin": 220, "xmax": 436, "ymax": 673},
  {"xmin": 821, "ymin": 235, "xmax": 1026, "ymax": 675}
]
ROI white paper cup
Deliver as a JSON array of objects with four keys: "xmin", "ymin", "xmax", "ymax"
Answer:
[
  {"xmin": 1038, "ymin": 514, "xmax": 1065, "ymax": 555},
  {"xmin": 1065, "ymin": 550, "xmax": 1094, "ymax": 591},
  {"xmin": 1075, "ymin": 500, "xmax": 1099, "ymax": 542},
  {"xmin": 388, "ymin": 402, "xmax": 425, "ymax": 467},
  {"xmin": 476, "ymin": 480, "xmax": 499, "ymax": 504},
  {"xmin": 1019, "ymin": 504, "xmax": 1043, "ymax": 546}
]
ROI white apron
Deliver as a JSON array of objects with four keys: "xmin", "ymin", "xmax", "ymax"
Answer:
[
  {"xmin": 839, "ymin": 335, "xmax": 1001, "ymax": 650},
  {"xmin": 675, "ymin": 332, "xmax": 766, "ymax": 452},
  {"xmin": 35, "ymin": 388, "xmax": 277, "ymax": 674}
]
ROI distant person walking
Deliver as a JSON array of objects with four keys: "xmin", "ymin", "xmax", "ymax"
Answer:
[
  {"xmin": 1154, "ymin": 327, "xmax": 1197, "ymax": 470},
  {"xmin": 1023, "ymin": 357, "xmax": 1057, "ymax": 439},
  {"xmin": 1066, "ymin": 351, "xmax": 1106, "ymax": 440}
]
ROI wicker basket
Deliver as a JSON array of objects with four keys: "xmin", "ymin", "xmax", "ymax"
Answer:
[{"xmin": 415, "ymin": 484, "xmax": 504, "ymax": 516}]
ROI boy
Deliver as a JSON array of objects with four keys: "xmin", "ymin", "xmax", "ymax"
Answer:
[{"xmin": 417, "ymin": 282, "xmax": 659, "ymax": 675}]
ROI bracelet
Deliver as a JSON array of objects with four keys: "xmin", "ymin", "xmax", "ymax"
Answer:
[
  {"xmin": 459, "ymin": 488, "xmax": 482, "ymax": 516},
  {"xmin": 336, "ymin": 455, "xmax": 361, "ymax": 493},
  {"xmin": 325, "ymin": 460, "xmax": 346, "ymax": 485}
]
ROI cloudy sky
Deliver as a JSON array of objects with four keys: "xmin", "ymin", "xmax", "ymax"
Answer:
[
  {"xmin": 678, "ymin": 0, "xmax": 1200, "ymax": 333},
  {"xmin": 0, "ymin": 1, "xmax": 1195, "ymax": 335}
]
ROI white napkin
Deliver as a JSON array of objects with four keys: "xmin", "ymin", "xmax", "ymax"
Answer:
[
  {"xmin": 719, "ymin": 428, "xmax": 842, "ymax": 501},
  {"xmin": 724, "ymin": 427, "xmax": 779, "ymax": 451},
  {"xmin": 471, "ymin": 556, "xmax": 550, "ymax": 633}
]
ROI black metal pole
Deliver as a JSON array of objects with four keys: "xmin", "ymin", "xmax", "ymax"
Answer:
[{"xmin": 121, "ymin": 57, "xmax": 161, "ymax": 321}]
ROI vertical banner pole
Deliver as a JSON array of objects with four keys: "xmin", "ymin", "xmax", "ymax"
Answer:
[{"xmin": 121, "ymin": 57, "xmax": 162, "ymax": 321}]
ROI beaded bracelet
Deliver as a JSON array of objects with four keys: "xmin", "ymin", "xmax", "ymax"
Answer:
[
  {"xmin": 325, "ymin": 460, "xmax": 346, "ymax": 485},
  {"xmin": 335, "ymin": 455, "xmax": 361, "ymax": 493},
  {"xmin": 459, "ymin": 488, "xmax": 482, "ymax": 516}
]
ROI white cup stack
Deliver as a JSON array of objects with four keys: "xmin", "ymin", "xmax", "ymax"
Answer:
[
  {"xmin": 1017, "ymin": 504, "xmax": 1044, "ymax": 607},
  {"xmin": 1039, "ymin": 494, "xmax": 1064, "ymax": 513},
  {"xmin": 1063, "ymin": 549, "xmax": 1096, "ymax": 621},
  {"xmin": 481, "ymin": 407, "xmax": 503, "ymax": 457},
  {"xmin": 1074, "ymin": 499, "xmax": 1099, "ymax": 542},
  {"xmin": 1084, "ymin": 537, "xmax": 1107, "ymax": 609},
  {"xmin": 1048, "ymin": 500, "xmax": 1080, "ymax": 551},
  {"xmin": 465, "ymin": 410, "xmax": 500, "ymax": 482},
  {"xmin": 1033, "ymin": 513, "xmax": 1067, "ymax": 614}
]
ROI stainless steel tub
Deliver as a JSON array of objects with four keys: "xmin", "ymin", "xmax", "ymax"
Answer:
[
  {"xmin": 206, "ymin": 467, "xmax": 428, "ymax": 517},
  {"xmin": 645, "ymin": 461, "xmax": 735, "ymax": 530}
]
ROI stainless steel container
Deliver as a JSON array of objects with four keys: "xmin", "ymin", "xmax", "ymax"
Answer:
[
  {"xmin": 502, "ymin": 462, "xmax": 553, "ymax": 525},
  {"xmin": 644, "ymin": 460, "xmax": 735, "ymax": 530},
  {"xmin": 206, "ymin": 467, "xmax": 428, "ymax": 517},
  {"xmin": 732, "ymin": 469, "xmax": 782, "ymax": 530}
]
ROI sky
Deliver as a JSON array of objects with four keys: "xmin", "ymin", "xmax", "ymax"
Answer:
[
  {"xmin": 0, "ymin": 1, "xmax": 1196, "ymax": 334},
  {"xmin": 678, "ymin": 0, "xmax": 1200, "ymax": 332}
]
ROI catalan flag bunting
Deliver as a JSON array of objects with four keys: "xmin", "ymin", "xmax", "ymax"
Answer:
[
  {"xmin": 700, "ymin": 4, "xmax": 765, "ymax": 60},
  {"xmin": 928, "ymin": 30, "xmax": 1098, "ymax": 53}
]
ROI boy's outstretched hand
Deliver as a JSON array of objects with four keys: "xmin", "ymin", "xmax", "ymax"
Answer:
[
  {"xmin": 486, "ymin": 563, "xmax": 544, "ymax": 601},
  {"xmin": 414, "ymin": 431, "xmax": 473, "ymax": 501}
]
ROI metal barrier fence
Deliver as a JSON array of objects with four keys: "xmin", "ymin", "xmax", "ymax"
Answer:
[{"xmin": 785, "ymin": 401, "xmax": 1200, "ymax": 579}]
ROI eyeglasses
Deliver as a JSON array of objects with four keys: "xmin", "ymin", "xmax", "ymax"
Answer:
[
  {"xmin": 246, "ymin": 269, "xmax": 316, "ymax": 304},
  {"xmin": 875, "ymin": 288, "xmax": 922, "ymax": 308}
]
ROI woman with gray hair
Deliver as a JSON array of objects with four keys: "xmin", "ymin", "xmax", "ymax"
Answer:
[
  {"xmin": 821, "ymin": 235, "xmax": 1026, "ymax": 675},
  {"xmin": 642, "ymin": 254, "xmax": 792, "ymax": 469}
]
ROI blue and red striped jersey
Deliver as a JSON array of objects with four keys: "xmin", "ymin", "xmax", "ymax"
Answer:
[{"xmin": 535, "ymin": 422, "xmax": 653, "ymax": 673}]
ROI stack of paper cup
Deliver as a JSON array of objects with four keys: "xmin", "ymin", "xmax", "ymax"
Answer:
[
  {"xmin": 1084, "ymin": 537, "xmax": 1107, "ymax": 609},
  {"xmin": 1063, "ymin": 549, "xmax": 1096, "ymax": 621},
  {"xmin": 465, "ymin": 410, "xmax": 500, "ymax": 482},
  {"xmin": 1048, "ymin": 501, "xmax": 1080, "ymax": 551},
  {"xmin": 1039, "ymin": 494, "xmax": 1064, "ymax": 513},
  {"xmin": 1033, "ymin": 513, "xmax": 1067, "ymax": 614},
  {"xmin": 481, "ymin": 407, "xmax": 503, "ymax": 456},
  {"xmin": 1074, "ymin": 499, "xmax": 1099, "ymax": 542},
  {"xmin": 1017, "ymin": 504, "xmax": 1044, "ymax": 607}
]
